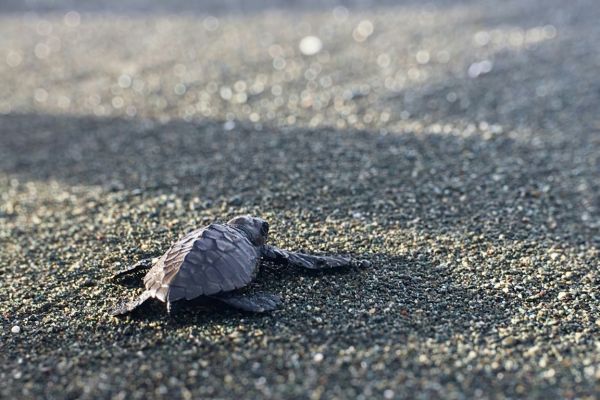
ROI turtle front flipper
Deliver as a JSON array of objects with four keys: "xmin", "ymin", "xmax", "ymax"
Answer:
[
  {"xmin": 110, "ymin": 291, "xmax": 153, "ymax": 316},
  {"xmin": 111, "ymin": 258, "xmax": 154, "ymax": 280},
  {"xmin": 262, "ymin": 245, "xmax": 353, "ymax": 270},
  {"xmin": 210, "ymin": 292, "xmax": 281, "ymax": 312}
]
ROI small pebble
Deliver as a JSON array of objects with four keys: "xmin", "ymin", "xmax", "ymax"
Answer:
[
  {"xmin": 11, "ymin": 325, "xmax": 21, "ymax": 334},
  {"xmin": 557, "ymin": 291, "xmax": 568, "ymax": 300}
]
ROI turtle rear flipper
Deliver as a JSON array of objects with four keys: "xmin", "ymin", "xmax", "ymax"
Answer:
[
  {"xmin": 110, "ymin": 291, "xmax": 153, "ymax": 316},
  {"xmin": 211, "ymin": 292, "xmax": 281, "ymax": 312}
]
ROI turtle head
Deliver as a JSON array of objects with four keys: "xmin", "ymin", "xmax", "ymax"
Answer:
[{"xmin": 227, "ymin": 215, "xmax": 269, "ymax": 246}]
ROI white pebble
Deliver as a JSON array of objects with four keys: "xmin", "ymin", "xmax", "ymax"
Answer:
[
  {"xmin": 11, "ymin": 325, "xmax": 21, "ymax": 334},
  {"xmin": 557, "ymin": 291, "xmax": 568, "ymax": 300},
  {"xmin": 313, "ymin": 353, "xmax": 324, "ymax": 362}
]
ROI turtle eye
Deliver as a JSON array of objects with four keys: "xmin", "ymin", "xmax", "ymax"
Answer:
[{"xmin": 260, "ymin": 221, "xmax": 269, "ymax": 236}]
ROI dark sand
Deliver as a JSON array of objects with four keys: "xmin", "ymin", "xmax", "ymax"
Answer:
[{"xmin": 1, "ymin": 1, "xmax": 599, "ymax": 398}]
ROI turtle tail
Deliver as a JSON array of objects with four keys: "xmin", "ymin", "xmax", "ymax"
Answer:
[{"xmin": 110, "ymin": 291, "xmax": 152, "ymax": 316}]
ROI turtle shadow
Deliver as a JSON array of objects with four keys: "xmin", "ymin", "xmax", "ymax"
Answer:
[
  {"xmin": 253, "ymin": 251, "xmax": 521, "ymax": 345},
  {"xmin": 108, "ymin": 255, "xmax": 367, "ymax": 326},
  {"xmin": 110, "ymin": 250, "xmax": 518, "ymax": 341},
  {"xmin": 108, "ymin": 287, "xmax": 279, "ymax": 326}
]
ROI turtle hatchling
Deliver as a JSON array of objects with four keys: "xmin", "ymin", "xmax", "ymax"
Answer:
[{"xmin": 111, "ymin": 216, "xmax": 363, "ymax": 315}]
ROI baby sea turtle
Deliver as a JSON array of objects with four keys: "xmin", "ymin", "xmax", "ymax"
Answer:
[{"xmin": 111, "ymin": 216, "xmax": 362, "ymax": 315}]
